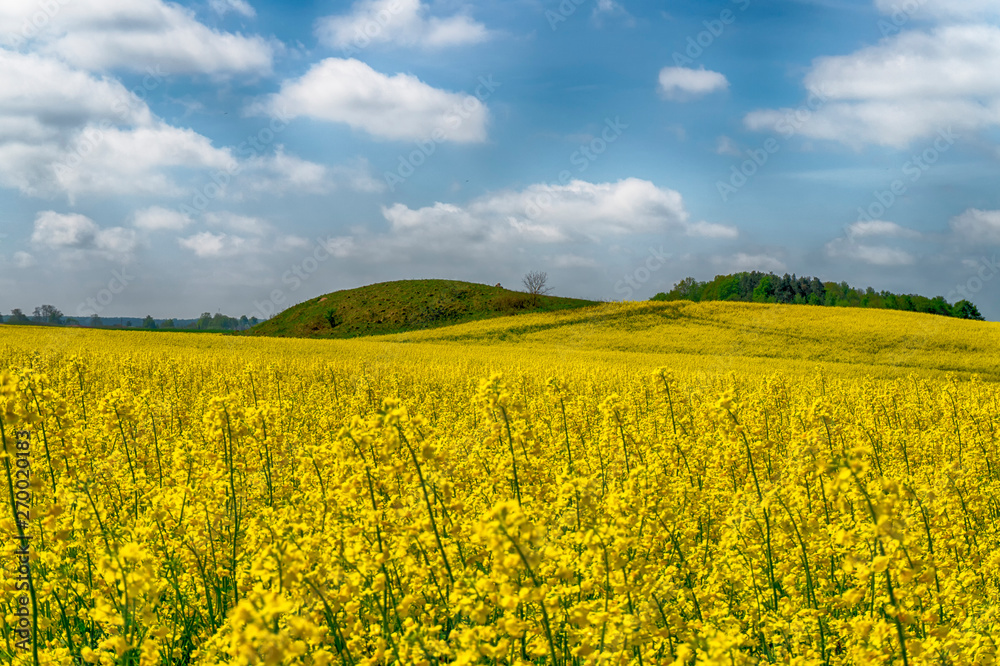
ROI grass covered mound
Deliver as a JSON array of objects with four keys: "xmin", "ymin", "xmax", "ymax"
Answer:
[{"xmin": 247, "ymin": 279, "xmax": 599, "ymax": 339}]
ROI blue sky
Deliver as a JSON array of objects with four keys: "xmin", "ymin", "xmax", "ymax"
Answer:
[{"xmin": 1, "ymin": 0, "xmax": 999, "ymax": 320}]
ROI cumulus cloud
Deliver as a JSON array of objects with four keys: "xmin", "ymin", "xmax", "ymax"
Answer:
[
  {"xmin": 175, "ymin": 211, "xmax": 314, "ymax": 259},
  {"xmin": 178, "ymin": 231, "xmax": 257, "ymax": 258},
  {"xmin": 744, "ymin": 24, "xmax": 1000, "ymax": 148},
  {"xmin": 327, "ymin": 178, "xmax": 736, "ymax": 264},
  {"xmin": 0, "ymin": 49, "xmax": 361, "ymax": 202},
  {"xmin": 0, "ymin": 48, "xmax": 234, "ymax": 199},
  {"xmin": 658, "ymin": 66, "xmax": 728, "ymax": 101},
  {"xmin": 30, "ymin": 211, "xmax": 139, "ymax": 262},
  {"xmin": 0, "ymin": 0, "xmax": 272, "ymax": 75},
  {"xmin": 949, "ymin": 208, "xmax": 1000, "ymax": 244},
  {"xmin": 316, "ymin": 0, "xmax": 489, "ymax": 51},
  {"xmin": 0, "ymin": 48, "xmax": 152, "ymax": 154},
  {"xmin": 251, "ymin": 58, "xmax": 490, "ymax": 142},
  {"xmin": 825, "ymin": 218, "xmax": 922, "ymax": 266},
  {"xmin": 825, "ymin": 239, "xmax": 916, "ymax": 266}
]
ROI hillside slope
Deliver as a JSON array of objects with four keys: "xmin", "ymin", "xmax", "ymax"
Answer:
[
  {"xmin": 248, "ymin": 279, "xmax": 600, "ymax": 339},
  {"xmin": 383, "ymin": 299, "xmax": 1000, "ymax": 379}
]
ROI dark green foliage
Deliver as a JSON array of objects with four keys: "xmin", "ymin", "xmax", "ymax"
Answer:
[
  {"xmin": 952, "ymin": 300, "xmax": 985, "ymax": 320},
  {"xmin": 652, "ymin": 271, "xmax": 981, "ymax": 320}
]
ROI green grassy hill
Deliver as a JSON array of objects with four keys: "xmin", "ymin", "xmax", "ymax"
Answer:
[{"xmin": 247, "ymin": 279, "xmax": 600, "ymax": 339}]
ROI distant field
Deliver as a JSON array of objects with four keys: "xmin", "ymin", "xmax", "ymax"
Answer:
[{"xmin": 1, "ymin": 303, "xmax": 997, "ymax": 665}]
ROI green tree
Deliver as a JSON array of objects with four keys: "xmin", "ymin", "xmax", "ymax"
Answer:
[
  {"xmin": 89, "ymin": 314, "xmax": 103, "ymax": 327},
  {"xmin": 8, "ymin": 309, "xmax": 29, "ymax": 324},
  {"xmin": 752, "ymin": 275, "xmax": 775, "ymax": 302},
  {"xmin": 952, "ymin": 300, "xmax": 985, "ymax": 320},
  {"xmin": 142, "ymin": 315, "xmax": 157, "ymax": 329}
]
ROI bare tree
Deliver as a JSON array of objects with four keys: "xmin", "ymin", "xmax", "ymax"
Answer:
[
  {"xmin": 522, "ymin": 271, "xmax": 552, "ymax": 296},
  {"xmin": 522, "ymin": 271, "xmax": 552, "ymax": 306}
]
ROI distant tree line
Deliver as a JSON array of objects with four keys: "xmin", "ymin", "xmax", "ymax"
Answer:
[
  {"xmin": 652, "ymin": 272, "xmax": 984, "ymax": 320},
  {"xmin": 1, "ymin": 307, "xmax": 259, "ymax": 330}
]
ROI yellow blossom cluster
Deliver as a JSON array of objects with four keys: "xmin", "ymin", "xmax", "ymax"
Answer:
[{"xmin": 0, "ymin": 310, "xmax": 998, "ymax": 665}]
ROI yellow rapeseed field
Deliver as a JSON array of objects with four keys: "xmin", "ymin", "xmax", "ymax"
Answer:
[{"xmin": 1, "ymin": 301, "xmax": 999, "ymax": 665}]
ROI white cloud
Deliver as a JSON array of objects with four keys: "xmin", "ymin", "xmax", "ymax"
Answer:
[
  {"xmin": 209, "ymin": 0, "xmax": 257, "ymax": 18},
  {"xmin": 744, "ymin": 24, "xmax": 1000, "ymax": 148},
  {"xmin": 949, "ymin": 208, "xmax": 1000, "ymax": 244},
  {"xmin": 825, "ymin": 237, "xmax": 916, "ymax": 266},
  {"xmin": 0, "ymin": 0, "xmax": 271, "ymax": 76},
  {"xmin": 30, "ymin": 211, "xmax": 139, "ymax": 262},
  {"xmin": 825, "ymin": 219, "xmax": 922, "ymax": 266},
  {"xmin": 132, "ymin": 206, "xmax": 193, "ymax": 231},
  {"xmin": 345, "ymin": 178, "xmax": 736, "ymax": 260},
  {"xmin": 0, "ymin": 49, "xmax": 152, "ymax": 137},
  {"xmin": 658, "ymin": 66, "xmax": 728, "ymax": 101},
  {"xmin": 846, "ymin": 220, "xmax": 922, "ymax": 240},
  {"xmin": 316, "ymin": 0, "xmax": 489, "ymax": 51},
  {"xmin": 0, "ymin": 49, "xmax": 245, "ymax": 200},
  {"xmin": 0, "ymin": 49, "xmax": 342, "ymax": 202},
  {"xmin": 251, "ymin": 58, "xmax": 489, "ymax": 142},
  {"xmin": 178, "ymin": 231, "xmax": 257, "ymax": 258},
  {"xmin": 31, "ymin": 212, "xmax": 100, "ymax": 247},
  {"xmin": 49, "ymin": 124, "xmax": 237, "ymax": 200},
  {"xmin": 177, "ymin": 213, "xmax": 316, "ymax": 259}
]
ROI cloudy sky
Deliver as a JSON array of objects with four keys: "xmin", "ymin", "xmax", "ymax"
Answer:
[{"xmin": 1, "ymin": 0, "xmax": 999, "ymax": 320}]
